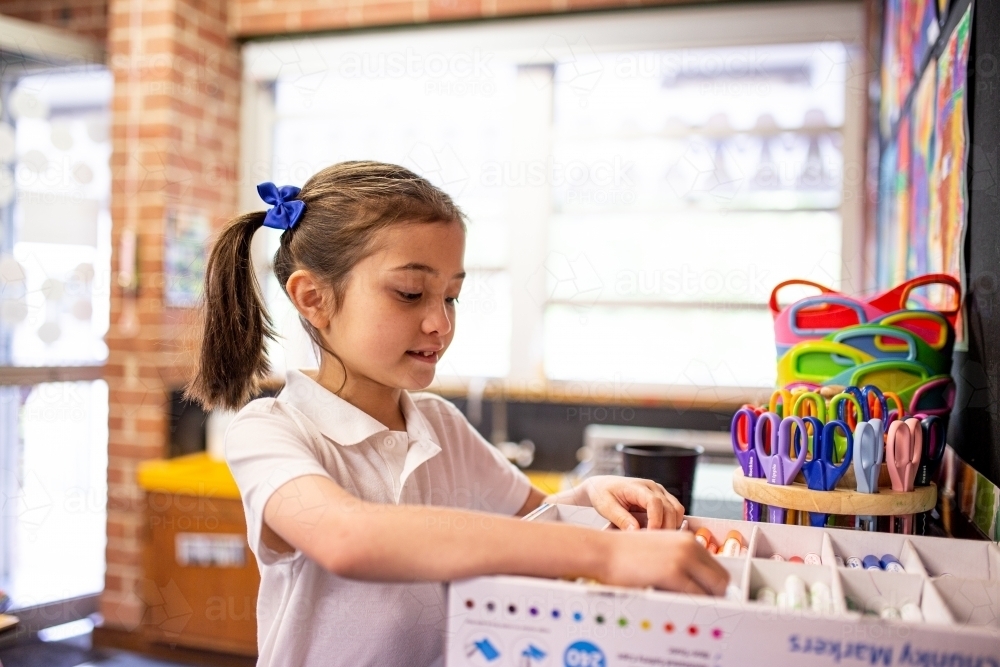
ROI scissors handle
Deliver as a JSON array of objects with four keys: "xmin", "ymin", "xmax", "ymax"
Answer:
[
  {"xmin": 914, "ymin": 415, "xmax": 945, "ymax": 486},
  {"xmin": 861, "ymin": 385, "xmax": 889, "ymax": 423},
  {"xmin": 886, "ymin": 420, "xmax": 912, "ymax": 492}
]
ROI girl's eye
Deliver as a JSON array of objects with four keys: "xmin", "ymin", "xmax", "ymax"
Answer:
[
  {"xmin": 397, "ymin": 291, "xmax": 422, "ymax": 301},
  {"xmin": 445, "ymin": 296, "xmax": 459, "ymax": 305}
]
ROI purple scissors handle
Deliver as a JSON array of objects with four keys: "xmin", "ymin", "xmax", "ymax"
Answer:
[
  {"xmin": 755, "ymin": 415, "xmax": 807, "ymax": 523},
  {"xmin": 730, "ymin": 408, "xmax": 762, "ymax": 522}
]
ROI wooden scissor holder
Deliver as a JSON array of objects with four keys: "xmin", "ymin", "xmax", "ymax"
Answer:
[{"xmin": 732, "ymin": 467, "xmax": 937, "ymax": 516}]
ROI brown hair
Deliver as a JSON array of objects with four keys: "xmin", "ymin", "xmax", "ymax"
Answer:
[{"xmin": 185, "ymin": 161, "xmax": 465, "ymax": 411}]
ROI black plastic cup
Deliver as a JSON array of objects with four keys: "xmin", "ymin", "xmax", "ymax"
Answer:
[{"xmin": 615, "ymin": 443, "xmax": 703, "ymax": 514}]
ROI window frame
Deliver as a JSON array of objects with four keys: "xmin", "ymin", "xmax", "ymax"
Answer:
[
  {"xmin": 240, "ymin": 0, "xmax": 868, "ymax": 406},
  {"xmin": 0, "ymin": 17, "xmax": 106, "ymax": 624}
]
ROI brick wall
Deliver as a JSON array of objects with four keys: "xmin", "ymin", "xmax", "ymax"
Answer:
[
  {"xmin": 228, "ymin": 0, "xmax": 695, "ymax": 36},
  {"xmin": 102, "ymin": 0, "xmax": 241, "ymax": 630},
  {"xmin": 0, "ymin": 0, "xmax": 108, "ymax": 42}
]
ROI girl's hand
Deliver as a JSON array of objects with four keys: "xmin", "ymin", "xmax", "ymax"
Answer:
[
  {"xmin": 583, "ymin": 475, "xmax": 685, "ymax": 531},
  {"xmin": 604, "ymin": 529, "xmax": 728, "ymax": 596}
]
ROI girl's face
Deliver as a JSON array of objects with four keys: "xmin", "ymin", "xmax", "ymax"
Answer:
[{"xmin": 325, "ymin": 220, "xmax": 466, "ymax": 391}]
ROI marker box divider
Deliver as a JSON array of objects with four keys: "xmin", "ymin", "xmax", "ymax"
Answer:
[
  {"xmin": 749, "ymin": 521, "xmax": 826, "ymax": 562},
  {"xmin": 745, "ymin": 558, "xmax": 847, "ymax": 615},
  {"xmin": 897, "ymin": 537, "xmax": 1000, "ymax": 579},
  {"xmin": 930, "ymin": 577, "xmax": 1000, "ymax": 630},
  {"xmin": 920, "ymin": 579, "xmax": 964, "ymax": 625},
  {"xmin": 838, "ymin": 567, "xmax": 950, "ymax": 624},
  {"xmin": 899, "ymin": 539, "xmax": 930, "ymax": 577},
  {"xmin": 523, "ymin": 503, "xmax": 614, "ymax": 530}
]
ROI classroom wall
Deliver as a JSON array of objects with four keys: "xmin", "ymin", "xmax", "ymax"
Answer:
[
  {"xmin": 0, "ymin": 0, "xmax": 107, "ymax": 42},
  {"xmin": 99, "ymin": 0, "xmax": 242, "ymax": 630},
  {"xmin": 228, "ymin": 0, "xmax": 709, "ymax": 37}
]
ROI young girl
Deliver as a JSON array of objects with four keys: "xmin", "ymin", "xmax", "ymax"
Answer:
[{"xmin": 187, "ymin": 162, "xmax": 728, "ymax": 667}]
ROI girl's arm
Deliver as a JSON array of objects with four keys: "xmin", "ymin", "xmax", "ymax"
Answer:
[{"xmin": 262, "ymin": 474, "xmax": 729, "ymax": 595}]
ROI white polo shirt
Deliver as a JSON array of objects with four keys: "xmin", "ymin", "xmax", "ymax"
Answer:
[{"xmin": 225, "ymin": 369, "xmax": 532, "ymax": 667}]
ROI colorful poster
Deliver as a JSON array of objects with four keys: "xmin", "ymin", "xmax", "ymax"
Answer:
[
  {"xmin": 879, "ymin": 0, "xmax": 901, "ymax": 135},
  {"xmin": 908, "ymin": 61, "xmax": 937, "ymax": 279},
  {"xmin": 880, "ymin": 0, "xmax": 939, "ymax": 137},
  {"xmin": 164, "ymin": 207, "xmax": 210, "ymax": 308},
  {"xmin": 876, "ymin": 140, "xmax": 898, "ymax": 290},
  {"xmin": 912, "ymin": 0, "xmax": 940, "ymax": 75},
  {"xmin": 929, "ymin": 6, "xmax": 971, "ymax": 326},
  {"xmin": 893, "ymin": 115, "xmax": 911, "ymax": 287}
]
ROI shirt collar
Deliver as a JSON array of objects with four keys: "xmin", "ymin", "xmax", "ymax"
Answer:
[{"xmin": 278, "ymin": 369, "xmax": 437, "ymax": 447}]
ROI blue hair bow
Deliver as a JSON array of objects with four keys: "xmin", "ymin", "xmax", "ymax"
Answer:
[{"xmin": 257, "ymin": 182, "xmax": 305, "ymax": 231}]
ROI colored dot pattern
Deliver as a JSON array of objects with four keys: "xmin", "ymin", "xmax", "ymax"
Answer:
[{"xmin": 466, "ymin": 599, "xmax": 724, "ymax": 640}]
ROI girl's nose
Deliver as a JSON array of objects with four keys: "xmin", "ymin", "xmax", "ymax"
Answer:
[{"xmin": 422, "ymin": 299, "xmax": 453, "ymax": 336}]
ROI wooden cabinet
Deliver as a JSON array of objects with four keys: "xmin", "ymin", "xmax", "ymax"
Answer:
[{"xmin": 142, "ymin": 492, "xmax": 259, "ymax": 655}]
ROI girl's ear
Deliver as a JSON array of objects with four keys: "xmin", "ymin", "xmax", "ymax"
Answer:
[{"xmin": 285, "ymin": 270, "xmax": 334, "ymax": 329}]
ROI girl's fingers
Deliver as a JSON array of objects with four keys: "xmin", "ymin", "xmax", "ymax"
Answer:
[
  {"xmin": 666, "ymin": 495, "xmax": 685, "ymax": 528},
  {"xmin": 686, "ymin": 552, "xmax": 731, "ymax": 597},
  {"xmin": 595, "ymin": 496, "xmax": 641, "ymax": 531},
  {"xmin": 672, "ymin": 569, "xmax": 712, "ymax": 596},
  {"xmin": 644, "ymin": 493, "xmax": 665, "ymax": 530}
]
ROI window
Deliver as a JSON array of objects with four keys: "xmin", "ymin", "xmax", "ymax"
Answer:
[
  {"xmin": 0, "ymin": 65, "xmax": 112, "ymax": 608},
  {"xmin": 242, "ymin": 1, "xmax": 865, "ymax": 396}
]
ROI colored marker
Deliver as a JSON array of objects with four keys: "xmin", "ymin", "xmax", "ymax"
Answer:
[
  {"xmin": 880, "ymin": 554, "xmax": 905, "ymax": 573},
  {"xmin": 804, "ymin": 553, "xmax": 822, "ymax": 566},
  {"xmin": 862, "ymin": 555, "xmax": 882, "ymax": 571},
  {"xmin": 756, "ymin": 587, "xmax": 777, "ymax": 606},
  {"xmin": 695, "ymin": 527, "xmax": 714, "ymax": 550},
  {"xmin": 846, "ymin": 557, "xmax": 863, "ymax": 569},
  {"xmin": 721, "ymin": 531, "xmax": 743, "ymax": 558},
  {"xmin": 809, "ymin": 581, "xmax": 833, "ymax": 614}
]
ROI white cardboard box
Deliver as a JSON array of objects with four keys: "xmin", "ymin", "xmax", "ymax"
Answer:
[{"xmin": 446, "ymin": 506, "xmax": 1000, "ymax": 667}]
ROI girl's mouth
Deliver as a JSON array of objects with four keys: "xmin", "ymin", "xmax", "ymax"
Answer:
[{"xmin": 406, "ymin": 350, "xmax": 439, "ymax": 364}]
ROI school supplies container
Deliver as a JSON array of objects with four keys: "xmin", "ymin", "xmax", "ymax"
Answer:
[
  {"xmin": 770, "ymin": 274, "xmax": 960, "ymax": 356},
  {"xmin": 446, "ymin": 506, "xmax": 1000, "ymax": 666},
  {"xmin": 769, "ymin": 275, "xmax": 959, "ymax": 423}
]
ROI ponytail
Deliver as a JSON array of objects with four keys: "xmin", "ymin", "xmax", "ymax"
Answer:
[{"xmin": 185, "ymin": 211, "xmax": 274, "ymax": 411}]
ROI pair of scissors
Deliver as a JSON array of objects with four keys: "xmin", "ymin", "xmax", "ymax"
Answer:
[
  {"xmin": 730, "ymin": 408, "xmax": 763, "ymax": 521},
  {"xmin": 883, "ymin": 391, "xmax": 906, "ymax": 424},
  {"xmin": 791, "ymin": 391, "xmax": 826, "ymax": 422},
  {"xmin": 827, "ymin": 392, "xmax": 862, "ymax": 458},
  {"xmin": 755, "ymin": 413, "xmax": 808, "ymax": 524},
  {"xmin": 886, "ymin": 418, "xmax": 923, "ymax": 533},
  {"xmin": 768, "ymin": 389, "xmax": 793, "ymax": 417},
  {"xmin": 838, "ymin": 385, "xmax": 888, "ymax": 424},
  {"xmin": 853, "ymin": 417, "xmax": 884, "ymax": 531},
  {"xmin": 801, "ymin": 420, "xmax": 853, "ymax": 527},
  {"xmin": 913, "ymin": 414, "xmax": 945, "ymax": 486}
]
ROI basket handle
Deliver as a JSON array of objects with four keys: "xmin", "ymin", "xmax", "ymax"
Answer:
[
  {"xmin": 898, "ymin": 274, "xmax": 961, "ymax": 317},
  {"xmin": 769, "ymin": 279, "xmax": 834, "ymax": 317},
  {"xmin": 788, "ymin": 296, "xmax": 869, "ymax": 336}
]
